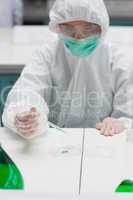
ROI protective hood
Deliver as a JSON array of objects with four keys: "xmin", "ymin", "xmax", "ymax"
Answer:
[{"xmin": 49, "ymin": 0, "xmax": 109, "ymax": 37}]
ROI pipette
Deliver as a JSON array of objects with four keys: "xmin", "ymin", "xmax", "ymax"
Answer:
[{"xmin": 48, "ymin": 121, "xmax": 65, "ymax": 133}]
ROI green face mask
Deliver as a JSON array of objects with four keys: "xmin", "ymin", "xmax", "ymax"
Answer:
[{"xmin": 62, "ymin": 36, "xmax": 101, "ymax": 58}]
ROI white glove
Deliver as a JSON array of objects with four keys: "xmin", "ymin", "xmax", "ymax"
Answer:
[
  {"xmin": 96, "ymin": 117, "xmax": 125, "ymax": 137},
  {"xmin": 14, "ymin": 107, "xmax": 48, "ymax": 139}
]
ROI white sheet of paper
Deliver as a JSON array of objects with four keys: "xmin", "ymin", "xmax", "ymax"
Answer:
[{"xmin": 81, "ymin": 129, "xmax": 127, "ymax": 194}]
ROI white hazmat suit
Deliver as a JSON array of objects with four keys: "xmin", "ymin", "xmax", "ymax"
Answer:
[{"xmin": 2, "ymin": 0, "xmax": 133, "ymax": 137}]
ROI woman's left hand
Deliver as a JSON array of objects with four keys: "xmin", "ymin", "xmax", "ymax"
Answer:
[{"xmin": 96, "ymin": 117, "xmax": 125, "ymax": 137}]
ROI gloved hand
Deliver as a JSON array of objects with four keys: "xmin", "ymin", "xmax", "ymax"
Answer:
[
  {"xmin": 14, "ymin": 107, "xmax": 41, "ymax": 138},
  {"xmin": 96, "ymin": 117, "xmax": 125, "ymax": 137}
]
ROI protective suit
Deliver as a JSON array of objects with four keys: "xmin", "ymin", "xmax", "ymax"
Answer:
[
  {"xmin": 47, "ymin": 0, "xmax": 55, "ymax": 12},
  {"xmin": 2, "ymin": 0, "xmax": 133, "ymax": 136},
  {"xmin": 0, "ymin": 0, "xmax": 23, "ymax": 27}
]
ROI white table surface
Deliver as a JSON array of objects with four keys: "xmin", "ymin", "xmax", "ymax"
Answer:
[
  {"xmin": 0, "ymin": 26, "xmax": 133, "ymax": 73},
  {"xmin": 1, "ymin": 192, "xmax": 133, "ymax": 200},
  {"xmin": 0, "ymin": 128, "xmax": 133, "ymax": 199},
  {"xmin": 0, "ymin": 128, "xmax": 84, "ymax": 195}
]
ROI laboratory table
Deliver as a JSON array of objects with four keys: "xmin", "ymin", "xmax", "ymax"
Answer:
[{"xmin": 0, "ymin": 127, "xmax": 133, "ymax": 199}]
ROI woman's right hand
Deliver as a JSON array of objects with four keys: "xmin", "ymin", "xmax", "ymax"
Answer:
[{"xmin": 14, "ymin": 107, "xmax": 40, "ymax": 138}]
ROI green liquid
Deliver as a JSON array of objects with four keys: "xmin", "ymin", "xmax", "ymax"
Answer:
[
  {"xmin": 115, "ymin": 180, "xmax": 133, "ymax": 193},
  {"xmin": 0, "ymin": 146, "xmax": 24, "ymax": 190}
]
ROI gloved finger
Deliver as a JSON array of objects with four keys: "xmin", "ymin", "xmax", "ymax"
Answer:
[
  {"xmin": 103, "ymin": 123, "xmax": 112, "ymax": 136},
  {"xmin": 16, "ymin": 110, "xmax": 40, "ymax": 122},
  {"xmin": 96, "ymin": 122, "xmax": 103, "ymax": 130},
  {"xmin": 114, "ymin": 123, "xmax": 124, "ymax": 135},
  {"xmin": 103, "ymin": 117, "xmax": 112, "ymax": 124},
  {"xmin": 17, "ymin": 126, "xmax": 38, "ymax": 136},
  {"xmin": 108, "ymin": 127, "xmax": 115, "ymax": 137},
  {"xmin": 16, "ymin": 113, "xmax": 40, "ymax": 122},
  {"xmin": 30, "ymin": 107, "xmax": 37, "ymax": 113},
  {"xmin": 29, "ymin": 107, "xmax": 40, "ymax": 118},
  {"xmin": 15, "ymin": 116, "xmax": 39, "ymax": 127},
  {"xmin": 15, "ymin": 115, "xmax": 40, "ymax": 128},
  {"xmin": 100, "ymin": 122, "xmax": 107, "ymax": 135},
  {"xmin": 114, "ymin": 127, "xmax": 121, "ymax": 135},
  {"xmin": 15, "ymin": 120, "xmax": 39, "ymax": 131}
]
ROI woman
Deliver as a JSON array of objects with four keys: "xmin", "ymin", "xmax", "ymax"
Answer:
[{"xmin": 2, "ymin": 0, "xmax": 133, "ymax": 139}]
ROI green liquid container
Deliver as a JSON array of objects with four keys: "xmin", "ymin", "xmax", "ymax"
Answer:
[
  {"xmin": 115, "ymin": 179, "xmax": 133, "ymax": 192},
  {"xmin": 0, "ymin": 145, "xmax": 24, "ymax": 190}
]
